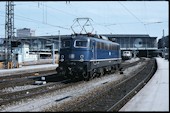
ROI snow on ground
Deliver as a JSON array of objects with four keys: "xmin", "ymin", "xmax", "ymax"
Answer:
[
  {"xmin": 0, "ymin": 74, "xmax": 124, "ymax": 111},
  {"xmin": 0, "ymin": 58, "xmax": 147, "ymax": 112},
  {"xmin": 123, "ymin": 57, "xmax": 140, "ymax": 63},
  {"xmin": 1, "ymin": 85, "xmax": 44, "ymax": 93},
  {"xmin": 123, "ymin": 61, "xmax": 146, "ymax": 76}
]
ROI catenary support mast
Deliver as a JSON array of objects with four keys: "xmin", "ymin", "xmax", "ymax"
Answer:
[{"xmin": 5, "ymin": 1, "xmax": 15, "ymax": 69}]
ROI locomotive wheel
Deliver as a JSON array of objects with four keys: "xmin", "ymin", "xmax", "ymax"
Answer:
[
  {"xmin": 99, "ymin": 68, "xmax": 104, "ymax": 76},
  {"xmin": 115, "ymin": 65, "xmax": 119, "ymax": 71},
  {"xmin": 90, "ymin": 72, "xmax": 97, "ymax": 79},
  {"xmin": 100, "ymin": 71, "xmax": 104, "ymax": 76},
  {"xmin": 83, "ymin": 72, "xmax": 90, "ymax": 81},
  {"xmin": 111, "ymin": 67, "xmax": 115, "ymax": 74}
]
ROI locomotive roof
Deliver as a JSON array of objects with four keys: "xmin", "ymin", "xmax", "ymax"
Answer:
[{"xmin": 62, "ymin": 34, "xmax": 119, "ymax": 45}]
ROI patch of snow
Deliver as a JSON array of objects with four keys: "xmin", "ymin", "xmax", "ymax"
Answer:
[
  {"xmin": 0, "ymin": 60, "xmax": 147, "ymax": 112},
  {"xmin": 124, "ymin": 57, "xmax": 140, "ymax": 63},
  {"xmin": 1, "ymin": 85, "xmax": 42, "ymax": 93}
]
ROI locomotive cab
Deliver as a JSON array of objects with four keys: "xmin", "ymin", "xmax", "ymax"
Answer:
[
  {"xmin": 59, "ymin": 36, "xmax": 92, "ymax": 61},
  {"xmin": 56, "ymin": 34, "xmax": 122, "ymax": 81},
  {"xmin": 56, "ymin": 35, "xmax": 92, "ymax": 80}
]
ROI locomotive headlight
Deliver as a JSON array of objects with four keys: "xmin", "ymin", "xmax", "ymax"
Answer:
[
  {"xmin": 109, "ymin": 52, "xmax": 111, "ymax": 56},
  {"xmin": 80, "ymin": 55, "xmax": 84, "ymax": 62},
  {"xmin": 61, "ymin": 55, "xmax": 64, "ymax": 62},
  {"xmin": 69, "ymin": 54, "xmax": 75, "ymax": 59}
]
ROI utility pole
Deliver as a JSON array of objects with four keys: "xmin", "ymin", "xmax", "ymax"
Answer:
[
  {"xmin": 52, "ymin": 43, "xmax": 55, "ymax": 64},
  {"xmin": 58, "ymin": 30, "xmax": 60, "ymax": 54},
  {"xmin": 5, "ymin": 1, "xmax": 15, "ymax": 69},
  {"xmin": 163, "ymin": 29, "xmax": 165, "ymax": 58},
  {"xmin": 163, "ymin": 29, "xmax": 165, "ymax": 47}
]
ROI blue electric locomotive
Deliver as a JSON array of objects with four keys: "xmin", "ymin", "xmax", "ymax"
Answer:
[{"xmin": 56, "ymin": 34, "xmax": 122, "ymax": 81}]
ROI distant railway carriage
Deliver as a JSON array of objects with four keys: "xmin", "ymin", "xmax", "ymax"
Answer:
[
  {"xmin": 56, "ymin": 34, "xmax": 122, "ymax": 81},
  {"xmin": 122, "ymin": 51, "xmax": 132, "ymax": 60}
]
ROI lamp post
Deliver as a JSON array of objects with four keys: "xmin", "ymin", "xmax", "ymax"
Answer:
[
  {"xmin": 58, "ymin": 30, "xmax": 60, "ymax": 54},
  {"xmin": 58, "ymin": 30, "xmax": 61, "ymax": 64},
  {"xmin": 52, "ymin": 43, "xmax": 55, "ymax": 64}
]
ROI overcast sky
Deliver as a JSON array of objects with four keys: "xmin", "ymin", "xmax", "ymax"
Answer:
[{"xmin": 0, "ymin": 1, "xmax": 169, "ymax": 40}]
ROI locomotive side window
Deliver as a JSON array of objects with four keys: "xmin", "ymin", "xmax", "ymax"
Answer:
[
  {"xmin": 62, "ymin": 40, "xmax": 71, "ymax": 48},
  {"xmin": 115, "ymin": 45, "xmax": 117, "ymax": 50},
  {"xmin": 112, "ymin": 44, "xmax": 116, "ymax": 50},
  {"xmin": 109, "ymin": 44, "xmax": 112, "ymax": 50},
  {"xmin": 112, "ymin": 44, "xmax": 115, "ymax": 50},
  {"xmin": 105, "ymin": 44, "xmax": 109, "ymax": 50},
  {"xmin": 75, "ymin": 40, "xmax": 88, "ymax": 48},
  {"xmin": 101, "ymin": 43, "xmax": 104, "ymax": 49},
  {"xmin": 97, "ymin": 42, "xmax": 100, "ymax": 49},
  {"xmin": 97, "ymin": 42, "xmax": 102, "ymax": 49}
]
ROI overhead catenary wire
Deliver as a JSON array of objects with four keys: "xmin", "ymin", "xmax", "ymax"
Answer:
[
  {"xmin": 0, "ymin": 10, "xmax": 70, "ymax": 30},
  {"xmin": 0, "ymin": 2, "xmax": 150, "ymax": 35},
  {"xmin": 143, "ymin": 1, "xmax": 150, "ymax": 35},
  {"xmin": 0, "ymin": 1, "xmax": 168, "ymax": 38},
  {"xmin": 118, "ymin": 1, "xmax": 149, "ymax": 35},
  {"xmin": 0, "ymin": 1, "xmax": 73, "ymax": 33}
]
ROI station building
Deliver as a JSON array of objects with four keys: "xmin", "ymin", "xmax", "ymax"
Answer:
[
  {"xmin": 103, "ymin": 34, "xmax": 157, "ymax": 57},
  {"xmin": 14, "ymin": 34, "xmax": 157, "ymax": 57},
  {"xmin": 0, "ymin": 34, "xmax": 158, "ymax": 63}
]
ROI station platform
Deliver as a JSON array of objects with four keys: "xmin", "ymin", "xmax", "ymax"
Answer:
[
  {"xmin": 0, "ymin": 64, "xmax": 58, "ymax": 77},
  {"xmin": 119, "ymin": 57, "xmax": 169, "ymax": 111}
]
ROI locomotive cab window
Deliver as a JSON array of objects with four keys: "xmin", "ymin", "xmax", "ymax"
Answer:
[
  {"xmin": 74, "ymin": 40, "xmax": 88, "ymax": 48},
  {"xmin": 62, "ymin": 40, "xmax": 71, "ymax": 48}
]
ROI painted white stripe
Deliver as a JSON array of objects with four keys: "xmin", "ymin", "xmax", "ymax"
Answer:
[
  {"xmin": 90, "ymin": 58, "xmax": 122, "ymax": 61},
  {"xmin": 59, "ymin": 58, "xmax": 122, "ymax": 62}
]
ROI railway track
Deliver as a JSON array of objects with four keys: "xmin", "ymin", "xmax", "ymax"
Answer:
[
  {"xmin": 0, "ymin": 58, "xmax": 149, "ymax": 111},
  {"xmin": 0, "ymin": 70, "xmax": 58, "ymax": 90},
  {"xmin": 0, "ymin": 70, "xmax": 57, "ymax": 82},
  {"xmin": 121, "ymin": 57, "xmax": 145, "ymax": 70},
  {"xmin": 63, "ymin": 58, "xmax": 157, "ymax": 111},
  {"xmin": 0, "ymin": 58, "xmax": 143, "ymax": 90},
  {"xmin": 0, "ymin": 78, "xmax": 75, "ymax": 108}
]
